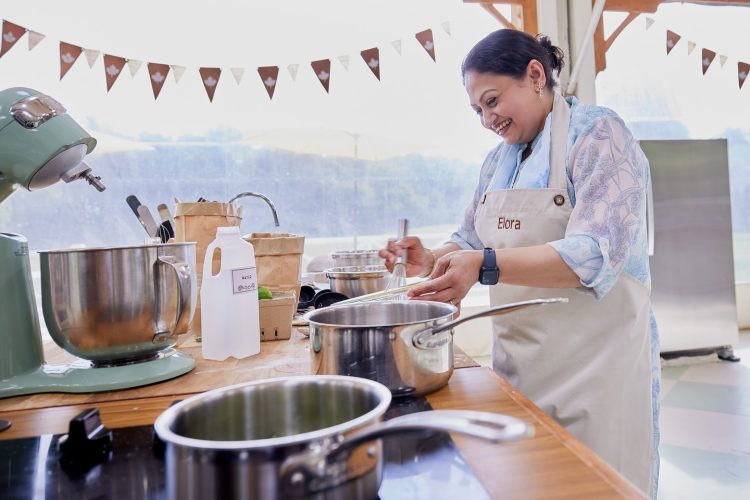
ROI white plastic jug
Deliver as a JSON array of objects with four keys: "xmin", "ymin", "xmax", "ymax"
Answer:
[{"xmin": 200, "ymin": 226, "xmax": 260, "ymax": 360}]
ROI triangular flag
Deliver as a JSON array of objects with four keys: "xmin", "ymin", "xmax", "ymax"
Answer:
[
  {"xmin": 127, "ymin": 59, "xmax": 142, "ymax": 76},
  {"xmin": 199, "ymin": 67, "xmax": 221, "ymax": 102},
  {"xmin": 311, "ymin": 59, "xmax": 331, "ymax": 93},
  {"xmin": 231, "ymin": 67, "xmax": 245, "ymax": 84},
  {"xmin": 337, "ymin": 55, "xmax": 349, "ymax": 70},
  {"xmin": 103, "ymin": 54, "xmax": 126, "ymax": 91},
  {"xmin": 27, "ymin": 30, "xmax": 44, "ymax": 51},
  {"xmin": 739, "ymin": 61, "xmax": 750, "ymax": 90},
  {"xmin": 687, "ymin": 41, "xmax": 696, "ymax": 55},
  {"xmin": 645, "ymin": 17, "xmax": 655, "ymax": 30},
  {"xmin": 171, "ymin": 65, "xmax": 186, "ymax": 83},
  {"xmin": 287, "ymin": 63, "xmax": 299, "ymax": 81},
  {"xmin": 258, "ymin": 66, "xmax": 279, "ymax": 99},
  {"xmin": 1, "ymin": 21, "xmax": 26, "ymax": 58},
  {"xmin": 84, "ymin": 49, "xmax": 100, "ymax": 68},
  {"xmin": 360, "ymin": 47, "xmax": 380, "ymax": 80},
  {"xmin": 701, "ymin": 48, "xmax": 716, "ymax": 75},
  {"xmin": 441, "ymin": 21, "xmax": 451, "ymax": 36},
  {"xmin": 391, "ymin": 40, "xmax": 402, "ymax": 55},
  {"xmin": 59, "ymin": 42, "xmax": 83, "ymax": 80},
  {"xmin": 415, "ymin": 29, "xmax": 436, "ymax": 61},
  {"xmin": 666, "ymin": 30, "xmax": 681, "ymax": 55},
  {"xmin": 719, "ymin": 55, "xmax": 728, "ymax": 68},
  {"xmin": 147, "ymin": 63, "xmax": 170, "ymax": 99}
]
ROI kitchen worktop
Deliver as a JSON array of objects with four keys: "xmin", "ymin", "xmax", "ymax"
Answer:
[{"xmin": 0, "ymin": 330, "xmax": 646, "ymax": 499}]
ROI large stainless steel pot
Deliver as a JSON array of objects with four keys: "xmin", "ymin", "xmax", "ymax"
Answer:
[
  {"xmin": 39, "ymin": 242, "xmax": 196, "ymax": 365},
  {"xmin": 307, "ymin": 298, "xmax": 567, "ymax": 397},
  {"xmin": 154, "ymin": 375, "xmax": 533, "ymax": 500}
]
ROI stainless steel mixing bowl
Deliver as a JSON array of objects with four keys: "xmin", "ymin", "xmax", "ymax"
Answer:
[
  {"xmin": 39, "ymin": 242, "xmax": 196, "ymax": 365},
  {"xmin": 325, "ymin": 265, "xmax": 389, "ymax": 298}
]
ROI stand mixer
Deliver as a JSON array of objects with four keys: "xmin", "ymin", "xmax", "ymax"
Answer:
[{"xmin": 0, "ymin": 87, "xmax": 195, "ymax": 399}]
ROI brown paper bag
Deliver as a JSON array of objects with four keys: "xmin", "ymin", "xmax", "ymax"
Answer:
[
  {"xmin": 244, "ymin": 232, "xmax": 305, "ymax": 308},
  {"xmin": 173, "ymin": 202, "xmax": 242, "ymax": 336}
]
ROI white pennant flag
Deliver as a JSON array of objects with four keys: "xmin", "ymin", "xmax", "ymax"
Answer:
[
  {"xmin": 719, "ymin": 54, "xmax": 728, "ymax": 67},
  {"xmin": 27, "ymin": 30, "xmax": 44, "ymax": 51},
  {"xmin": 84, "ymin": 49, "xmax": 100, "ymax": 68},
  {"xmin": 127, "ymin": 59, "xmax": 143, "ymax": 76},
  {"xmin": 171, "ymin": 65, "xmax": 186, "ymax": 83},
  {"xmin": 287, "ymin": 63, "xmax": 299, "ymax": 81},
  {"xmin": 337, "ymin": 55, "xmax": 350, "ymax": 70},
  {"xmin": 231, "ymin": 67, "xmax": 245, "ymax": 84},
  {"xmin": 391, "ymin": 40, "xmax": 402, "ymax": 55},
  {"xmin": 687, "ymin": 41, "xmax": 696, "ymax": 55},
  {"xmin": 441, "ymin": 21, "xmax": 451, "ymax": 36},
  {"xmin": 645, "ymin": 17, "xmax": 655, "ymax": 30}
]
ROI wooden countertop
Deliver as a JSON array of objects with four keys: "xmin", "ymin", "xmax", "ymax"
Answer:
[{"xmin": 0, "ymin": 331, "xmax": 646, "ymax": 499}]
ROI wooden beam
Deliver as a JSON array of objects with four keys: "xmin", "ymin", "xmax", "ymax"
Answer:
[
  {"xmin": 481, "ymin": 4, "xmax": 517, "ymax": 30},
  {"xmin": 605, "ymin": 12, "xmax": 640, "ymax": 50}
]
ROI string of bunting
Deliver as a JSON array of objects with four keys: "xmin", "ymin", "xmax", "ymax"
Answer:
[
  {"xmin": 649, "ymin": 16, "xmax": 749, "ymax": 90},
  {"xmin": 0, "ymin": 19, "xmax": 451, "ymax": 102}
]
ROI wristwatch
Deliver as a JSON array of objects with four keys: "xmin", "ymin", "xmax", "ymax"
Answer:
[{"xmin": 478, "ymin": 248, "xmax": 500, "ymax": 285}]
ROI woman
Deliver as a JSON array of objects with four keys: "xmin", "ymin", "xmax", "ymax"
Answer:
[{"xmin": 380, "ymin": 29, "xmax": 659, "ymax": 496}]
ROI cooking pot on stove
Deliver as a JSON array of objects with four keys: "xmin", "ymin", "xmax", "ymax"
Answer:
[
  {"xmin": 39, "ymin": 242, "xmax": 196, "ymax": 365},
  {"xmin": 153, "ymin": 375, "xmax": 533, "ymax": 500},
  {"xmin": 307, "ymin": 298, "xmax": 567, "ymax": 397}
]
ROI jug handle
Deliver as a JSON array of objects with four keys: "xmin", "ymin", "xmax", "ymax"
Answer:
[{"xmin": 156, "ymin": 256, "xmax": 193, "ymax": 336}]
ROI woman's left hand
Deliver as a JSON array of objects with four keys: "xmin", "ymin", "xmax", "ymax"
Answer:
[{"xmin": 407, "ymin": 249, "xmax": 483, "ymax": 305}]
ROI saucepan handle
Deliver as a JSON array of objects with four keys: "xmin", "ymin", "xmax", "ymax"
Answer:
[{"xmin": 413, "ymin": 297, "xmax": 569, "ymax": 350}]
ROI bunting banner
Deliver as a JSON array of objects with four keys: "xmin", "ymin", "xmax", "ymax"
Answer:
[
  {"xmin": 127, "ymin": 59, "xmax": 142, "ymax": 77},
  {"xmin": 391, "ymin": 39, "xmax": 402, "ymax": 55},
  {"xmin": 257, "ymin": 66, "xmax": 279, "ymax": 99},
  {"xmin": 199, "ymin": 67, "xmax": 221, "ymax": 102},
  {"xmin": 415, "ymin": 29, "xmax": 435, "ymax": 61},
  {"xmin": 147, "ymin": 62, "xmax": 170, "ymax": 99},
  {"xmin": 311, "ymin": 59, "xmax": 331, "ymax": 93},
  {"xmin": 59, "ymin": 41, "xmax": 82, "ymax": 80},
  {"xmin": 701, "ymin": 48, "xmax": 716, "ymax": 75},
  {"xmin": 337, "ymin": 54, "xmax": 349, "ymax": 70},
  {"xmin": 84, "ymin": 49, "xmax": 100, "ymax": 68},
  {"xmin": 687, "ymin": 41, "xmax": 696, "ymax": 55},
  {"xmin": 231, "ymin": 67, "xmax": 245, "ymax": 84},
  {"xmin": 360, "ymin": 47, "xmax": 380, "ymax": 80},
  {"xmin": 103, "ymin": 54, "xmax": 126, "ymax": 91},
  {"xmin": 171, "ymin": 65, "xmax": 186, "ymax": 83},
  {"xmin": 739, "ymin": 62, "xmax": 750, "ymax": 90},
  {"xmin": 287, "ymin": 63, "xmax": 298, "ymax": 81},
  {"xmin": 0, "ymin": 20, "xmax": 26, "ymax": 58},
  {"xmin": 666, "ymin": 30, "xmax": 681, "ymax": 55},
  {"xmin": 27, "ymin": 30, "xmax": 44, "ymax": 51}
]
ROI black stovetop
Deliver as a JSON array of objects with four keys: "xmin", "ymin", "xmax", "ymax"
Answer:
[{"xmin": 1, "ymin": 397, "xmax": 488, "ymax": 500}]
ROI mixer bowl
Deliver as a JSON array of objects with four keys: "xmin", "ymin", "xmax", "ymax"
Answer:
[{"xmin": 39, "ymin": 242, "xmax": 196, "ymax": 365}]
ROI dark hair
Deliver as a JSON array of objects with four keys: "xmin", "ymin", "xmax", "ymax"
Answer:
[{"xmin": 461, "ymin": 30, "xmax": 564, "ymax": 90}]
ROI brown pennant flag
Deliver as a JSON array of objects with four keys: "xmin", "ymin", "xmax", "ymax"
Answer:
[
  {"xmin": 103, "ymin": 54, "xmax": 126, "ymax": 91},
  {"xmin": 666, "ymin": 30, "xmax": 681, "ymax": 55},
  {"xmin": 739, "ymin": 62, "xmax": 750, "ymax": 90},
  {"xmin": 360, "ymin": 47, "xmax": 381, "ymax": 80},
  {"xmin": 199, "ymin": 67, "xmax": 221, "ymax": 102},
  {"xmin": 257, "ymin": 66, "xmax": 279, "ymax": 99},
  {"xmin": 311, "ymin": 59, "xmax": 331, "ymax": 93},
  {"xmin": 147, "ymin": 63, "xmax": 170, "ymax": 99},
  {"xmin": 59, "ymin": 42, "xmax": 83, "ymax": 80},
  {"xmin": 415, "ymin": 29, "xmax": 436, "ymax": 61},
  {"xmin": 701, "ymin": 48, "xmax": 716, "ymax": 75},
  {"xmin": 0, "ymin": 21, "xmax": 26, "ymax": 58}
]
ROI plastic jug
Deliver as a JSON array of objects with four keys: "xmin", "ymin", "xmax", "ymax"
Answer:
[{"xmin": 200, "ymin": 226, "xmax": 260, "ymax": 360}]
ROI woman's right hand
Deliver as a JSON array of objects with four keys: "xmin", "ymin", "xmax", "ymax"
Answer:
[{"xmin": 378, "ymin": 236, "xmax": 434, "ymax": 278}]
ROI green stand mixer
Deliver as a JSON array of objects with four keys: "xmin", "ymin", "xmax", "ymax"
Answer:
[{"xmin": 0, "ymin": 87, "xmax": 195, "ymax": 399}]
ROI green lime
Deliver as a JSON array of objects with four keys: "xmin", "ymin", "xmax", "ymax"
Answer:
[{"xmin": 258, "ymin": 286, "xmax": 273, "ymax": 300}]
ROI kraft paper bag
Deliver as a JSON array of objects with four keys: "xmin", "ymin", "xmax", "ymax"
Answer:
[
  {"xmin": 173, "ymin": 202, "xmax": 241, "ymax": 337},
  {"xmin": 244, "ymin": 232, "xmax": 305, "ymax": 309}
]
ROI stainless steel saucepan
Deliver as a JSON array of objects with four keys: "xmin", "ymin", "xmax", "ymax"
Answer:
[
  {"xmin": 306, "ymin": 298, "xmax": 568, "ymax": 397},
  {"xmin": 154, "ymin": 375, "xmax": 533, "ymax": 500}
]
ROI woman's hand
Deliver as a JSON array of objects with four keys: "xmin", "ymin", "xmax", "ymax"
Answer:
[
  {"xmin": 406, "ymin": 249, "xmax": 483, "ymax": 304},
  {"xmin": 378, "ymin": 236, "xmax": 434, "ymax": 278}
]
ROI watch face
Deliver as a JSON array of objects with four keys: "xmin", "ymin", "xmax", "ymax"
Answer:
[{"xmin": 480, "ymin": 268, "xmax": 499, "ymax": 285}]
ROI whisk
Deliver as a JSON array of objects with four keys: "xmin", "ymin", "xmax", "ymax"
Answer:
[{"xmin": 385, "ymin": 218, "xmax": 409, "ymax": 299}]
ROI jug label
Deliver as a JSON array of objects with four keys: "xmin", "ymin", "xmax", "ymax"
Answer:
[{"xmin": 232, "ymin": 267, "xmax": 258, "ymax": 294}]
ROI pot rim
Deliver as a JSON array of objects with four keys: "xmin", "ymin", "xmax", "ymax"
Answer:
[
  {"xmin": 305, "ymin": 300, "xmax": 457, "ymax": 329},
  {"xmin": 38, "ymin": 242, "xmax": 197, "ymax": 254},
  {"xmin": 153, "ymin": 375, "xmax": 392, "ymax": 450},
  {"xmin": 325, "ymin": 265, "xmax": 388, "ymax": 279}
]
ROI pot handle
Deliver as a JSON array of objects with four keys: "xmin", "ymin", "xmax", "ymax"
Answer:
[
  {"xmin": 413, "ymin": 297, "xmax": 568, "ymax": 349},
  {"xmin": 155, "ymin": 256, "xmax": 193, "ymax": 336},
  {"xmin": 279, "ymin": 410, "xmax": 532, "ymax": 490}
]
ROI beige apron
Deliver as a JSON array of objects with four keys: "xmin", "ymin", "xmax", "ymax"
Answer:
[{"xmin": 474, "ymin": 92, "xmax": 653, "ymax": 493}]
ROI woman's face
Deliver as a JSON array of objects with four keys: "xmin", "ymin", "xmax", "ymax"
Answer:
[{"xmin": 465, "ymin": 65, "xmax": 547, "ymax": 145}]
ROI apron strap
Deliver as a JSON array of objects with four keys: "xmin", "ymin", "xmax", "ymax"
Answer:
[{"xmin": 547, "ymin": 92, "xmax": 572, "ymax": 192}]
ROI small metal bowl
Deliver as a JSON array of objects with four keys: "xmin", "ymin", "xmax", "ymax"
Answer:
[
  {"xmin": 330, "ymin": 250, "xmax": 382, "ymax": 268},
  {"xmin": 325, "ymin": 265, "xmax": 390, "ymax": 298}
]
